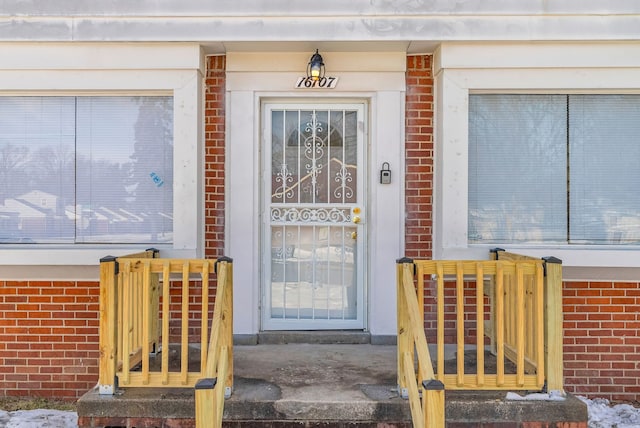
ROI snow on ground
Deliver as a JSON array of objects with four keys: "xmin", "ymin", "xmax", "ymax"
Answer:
[
  {"xmin": 0, "ymin": 396, "xmax": 638, "ymax": 428},
  {"xmin": 0, "ymin": 409, "xmax": 77, "ymax": 428},
  {"xmin": 578, "ymin": 396, "xmax": 640, "ymax": 428}
]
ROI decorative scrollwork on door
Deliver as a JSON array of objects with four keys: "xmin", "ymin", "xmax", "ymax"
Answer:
[{"xmin": 271, "ymin": 109, "xmax": 357, "ymax": 205}]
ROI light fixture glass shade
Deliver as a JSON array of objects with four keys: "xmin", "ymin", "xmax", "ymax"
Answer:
[{"xmin": 307, "ymin": 49, "xmax": 325, "ymax": 81}]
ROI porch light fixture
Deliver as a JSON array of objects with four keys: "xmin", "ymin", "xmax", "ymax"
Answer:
[{"xmin": 307, "ymin": 49, "xmax": 325, "ymax": 81}]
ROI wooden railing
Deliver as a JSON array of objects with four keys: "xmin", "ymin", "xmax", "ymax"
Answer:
[
  {"xmin": 98, "ymin": 250, "xmax": 234, "ymax": 427},
  {"xmin": 98, "ymin": 248, "xmax": 160, "ymax": 394},
  {"xmin": 489, "ymin": 249, "xmax": 564, "ymax": 393},
  {"xmin": 397, "ymin": 261, "xmax": 445, "ymax": 428},
  {"xmin": 397, "ymin": 251, "xmax": 563, "ymax": 426},
  {"xmin": 195, "ymin": 256, "xmax": 234, "ymax": 427}
]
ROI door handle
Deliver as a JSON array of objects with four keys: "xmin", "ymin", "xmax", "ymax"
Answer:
[{"xmin": 352, "ymin": 216, "xmax": 361, "ymax": 224}]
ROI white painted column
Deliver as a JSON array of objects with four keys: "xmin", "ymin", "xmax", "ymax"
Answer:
[
  {"xmin": 226, "ymin": 90, "xmax": 261, "ymax": 336},
  {"xmin": 368, "ymin": 90, "xmax": 405, "ymax": 338}
]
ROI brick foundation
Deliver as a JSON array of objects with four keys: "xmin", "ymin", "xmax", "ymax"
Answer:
[{"xmin": 77, "ymin": 416, "xmax": 196, "ymax": 427}]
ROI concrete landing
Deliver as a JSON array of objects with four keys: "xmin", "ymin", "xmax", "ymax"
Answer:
[{"xmin": 77, "ymin": 344, "xmax": 588, "ymax": 427}]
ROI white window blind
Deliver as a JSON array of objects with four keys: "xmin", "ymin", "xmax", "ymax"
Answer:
[
  {"xmin": 470, "ymin": 94, "xmax": 640, "ymax": 245},
  {"xmin": 468, "ymin": 94, "xmax": 568, "ymax": 244},
  {"xmin": 569, "ymin": 95, "xmax": 640, "ymax": 244},
  {"xmin": 0, "ymin": 96, "xmax": 173, "ymax": 244}
]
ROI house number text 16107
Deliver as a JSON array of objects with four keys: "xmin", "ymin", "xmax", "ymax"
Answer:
[{"xmin": 295, "ymin": 76, "xmax": 339, "ymax": 89}]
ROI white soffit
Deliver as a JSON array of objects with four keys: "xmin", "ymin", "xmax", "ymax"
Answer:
[
  {"xmin": 3, "ymin": 0, "xmax": 639, "ymax": 15},
  {"xmin": 0, "ymin": 1, "xmax": 639, "ymax": 48}
]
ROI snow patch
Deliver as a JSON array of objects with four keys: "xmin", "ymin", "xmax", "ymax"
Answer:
[
  {"xmin": 506, "ymin": 390, "xmax": 566, "ymax": 401},
  {"xmin": 578, "ymin": 396, "xmax": 640, "ymax": 428},
  {"xmin": 2, "ymin": 409, "xmax": 77, "ymax": 428}
]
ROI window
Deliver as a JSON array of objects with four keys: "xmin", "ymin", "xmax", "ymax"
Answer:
[
  {"xmin": 0, "ymin": 96, "xmax": 173, "ymax": 244},
  {"xmin": 469, "ymin": 94, "xmax": 640, "ymax": 245}
]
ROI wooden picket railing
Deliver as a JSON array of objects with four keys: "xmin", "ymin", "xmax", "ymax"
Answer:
[
  {"xmin": 98, "ymin": 250, "xmax": 234, "ymax": 427},
  {"xmin": 98, "ymin": 248, "xmax": 160, "ymax": 394},
  {"xmin": 397, "ymin": 250, "xmax": 563, "ymax": 427},
  {"xmin": 489, "ymin": 249, "xmax": 564, "ymax": 394}
]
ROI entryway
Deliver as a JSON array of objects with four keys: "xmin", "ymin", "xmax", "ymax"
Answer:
[{"xmin": 261, "ymin": 102, "xmax": 367, "ymax": 331}]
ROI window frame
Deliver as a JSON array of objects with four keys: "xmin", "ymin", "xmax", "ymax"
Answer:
[
  {"xmin": 0, "ymin": 43, "xmax": 204, "ymax": 266},
  {"xmin": 434, "ymin": 42, "xmax": 640, "ymax": 269}
]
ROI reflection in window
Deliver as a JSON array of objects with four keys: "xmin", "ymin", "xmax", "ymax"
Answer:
[{"xmin": 0, "ymin": 96, "xmax": 173, "ymax": 244}]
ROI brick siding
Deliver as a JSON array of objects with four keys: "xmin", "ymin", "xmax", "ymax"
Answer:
[
  {"xmin": 204, "ymin": 55, "xmax": 227, "ymax": 260},
  {"xmin": 563, "ymin": 280, "xmax": 640, "ymax": 402},
  {"xmin": 405, "ymin": 55, "xmax": 434, "ymax": 260},
  {"xmin": 0, "ymin": 280, "xmax": 100, "ymax": 399},
  {"xmin": 423, "ymin": 278, "xmax": 489, "ymax": 345}
]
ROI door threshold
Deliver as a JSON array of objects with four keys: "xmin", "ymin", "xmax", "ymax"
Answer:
[{"xmin": 257, "ymin": 330, "xmax": 371, "ymax": 345}]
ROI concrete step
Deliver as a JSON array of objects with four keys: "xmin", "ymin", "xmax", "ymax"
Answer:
[
  {"xmin": 77, "ymin": 344, "xmax": 588, "ymax": 427},
  {"xmin": 77, "ymin": 388, "xmax": 588, "ymax": 427}
]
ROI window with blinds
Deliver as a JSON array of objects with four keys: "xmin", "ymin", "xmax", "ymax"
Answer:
[
  {"xmin": 469, "ymin": 94, "xmax": 640, "ymax": 245},
  {"xmin": 0, "ymin": 96, "xmax": 173, "ymax": 244}
]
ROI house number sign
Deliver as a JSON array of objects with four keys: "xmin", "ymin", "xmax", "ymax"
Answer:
[{"xmin": 295, "ymin": 76, "xmax": 339, "ymax": 89}]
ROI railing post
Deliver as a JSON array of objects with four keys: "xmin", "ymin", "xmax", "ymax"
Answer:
[
  {"xmin": 542, "ymin": 256, "xmax": 564, "ymax": 394},
  {"xmin": 98, "ymin": 256, "xmax": 118, "ymax": 395},
  {"xmin": 216, "ymin": 256, "xmax": 234, "ymax": 397},
  {"xmin": 145, "ymin": 247, "xmax": 160, "ymax": 258},
  {"xmin": 396, "ymin": 257, "xmax": 414, "ymax": 398},
  {"xmin": 147, "ymin": 249, "xmax": 160, "ymax": 354},
  {"xmin": 195, "ymin": 377, "xmax": 216, "ymax": 428},
  {"xmin": 486, "ymin": 248, "xmax": 503, "ymax": 355},
  {"xmin": 423, "ymin": 380, "xmax": 445, "ymax": 428},
  {"xmin": 225, "ymin": 260, "xmax": 234, "ymax": 397}
]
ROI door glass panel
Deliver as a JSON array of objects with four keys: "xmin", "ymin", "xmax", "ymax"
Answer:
[
  {"xmin": 270, "ymin": 225, "xmax": 356, "ymax": 320},
  {"xmin": 267, "ymin": 107, "xmax": 362, "ymax": 328},
  {"xmin": 271, "ymin": 110, "xmax": 357, "ymax": 205}
]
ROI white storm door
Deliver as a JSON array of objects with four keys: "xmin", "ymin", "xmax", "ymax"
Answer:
[{"xmin": 263, "ymin": 103, "xmax": 366, "ymax": 330}]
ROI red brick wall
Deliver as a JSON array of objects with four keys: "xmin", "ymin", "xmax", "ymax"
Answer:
[
  {"xmin": 0, "ymin": 280, "xmax": 100, "ymax": 399},
  {"xmin": 563, "ymin": 280, "xmax": 640, "ymax": 402},
  {"xmin": 422, "ymin": 278, "xmax": 489, "ymax": 345},
  {"xmin": 405, "ymin": 55, "xmax": 434, "ymax": 260},
  {"xmin": 204, "ymin": 55, "xmax": 226, "ymax": 260}
]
